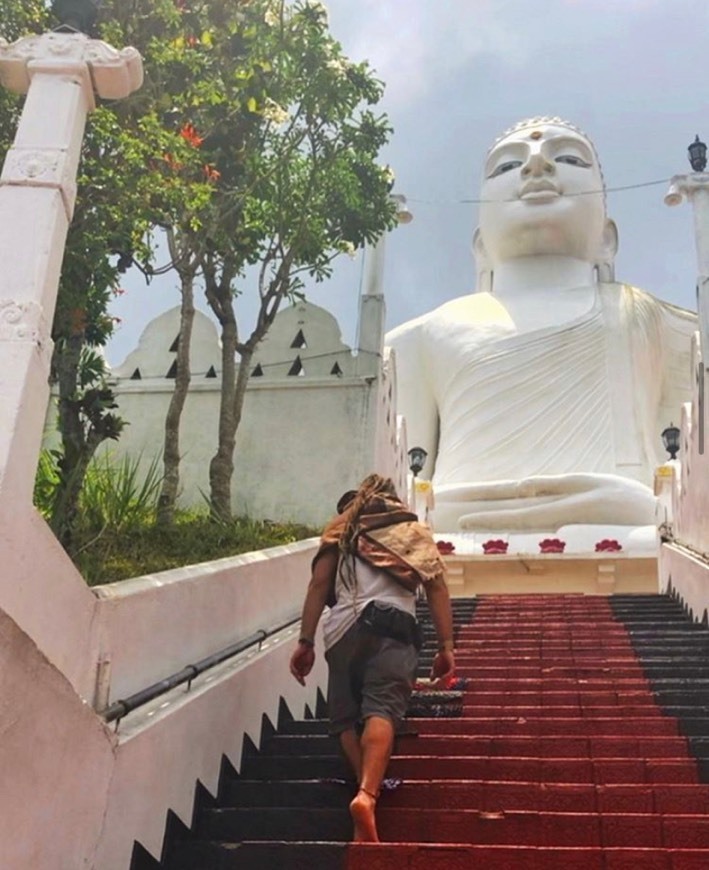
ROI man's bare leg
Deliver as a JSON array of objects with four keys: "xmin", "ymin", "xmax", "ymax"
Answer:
[
  {"xmin": 339, "ymin": 728, "xmax": 361, "ymax": 781},
  {"xmin": 349, "ymin": 715, "xmax": 394, "ymax": 842}
]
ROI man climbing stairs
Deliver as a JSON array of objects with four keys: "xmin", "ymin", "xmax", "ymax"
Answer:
[{"xmin": 157, "ymin": 594, "xmax": 709, "ymax": 869}]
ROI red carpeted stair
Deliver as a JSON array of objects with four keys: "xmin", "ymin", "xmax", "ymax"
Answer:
[{"xmin": 157, "ymin": 594, "xmax": 709, "ymax": 870}]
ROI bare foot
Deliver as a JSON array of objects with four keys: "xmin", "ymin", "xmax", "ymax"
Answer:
[{"xmin": 350, "ymin": 788, "xmax": 379, "ymax": 842}]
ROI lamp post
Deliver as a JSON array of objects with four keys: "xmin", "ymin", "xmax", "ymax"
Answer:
[
  {"xmin": 664, "ymin": 135, "xmax": 709, "ymax": 274},
  {"xmin": 408, "ymin": 446, "xmax": 428, "ymax": 478},
  {"xmin": 689, "ymin": 135, "xmax": 708, "ymax": 173},
  {"xmin": 665, "ymin": 137, "xmax": 709, "ymax": 455},
  {"xmin": 407, "ymin": 446, "xmax": 429, "ymax": 522},
  {"xmin": 661, "ymin": 423, "xmax": 681, "ymax": 461},
  {"xmin": 51, "ymin": 0, "xmax": 100, "ymax": 34}
]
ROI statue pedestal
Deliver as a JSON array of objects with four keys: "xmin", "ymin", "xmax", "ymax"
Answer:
[
  {"xmin": 434, "ymin": 525, "xmax": 659, "ymax": 596},
  {"xmin": 439, "ymin": 551, "xmax": 658, "ymax": 598}
]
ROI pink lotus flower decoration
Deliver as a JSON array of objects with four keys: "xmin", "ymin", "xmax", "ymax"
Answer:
[
  {"xmin": 595, "ymin": 539, "xmax": 622, "ymax": 552},
  {"xmin": 539, "ymin": 538, "xmax": 566, "ymax": 553},
  {"xmin": 482, "ymin": 539, "xmax": 509, "ymax": 555},
  {"xmin": 436, "ymin": 540, "xmax": 456, "ymax": 555}
]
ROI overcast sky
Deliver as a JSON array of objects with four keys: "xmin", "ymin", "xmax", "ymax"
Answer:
[{"xmin": 106, "ymin": 0, "xmax": 709, "ymax": 365}]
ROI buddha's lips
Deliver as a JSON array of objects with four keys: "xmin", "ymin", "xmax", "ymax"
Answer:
[{"xmin": 519, "ymin": 181, "xmax": 561, "ymax": 201}]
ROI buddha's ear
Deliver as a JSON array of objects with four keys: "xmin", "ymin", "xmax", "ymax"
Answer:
[
  {"xmin": 473, "ymin": 228, "xmax": 493, "ymax": 293},
  {"xmin": 596, "ymin": 218, "xmax": 618, "ymax": 283}
]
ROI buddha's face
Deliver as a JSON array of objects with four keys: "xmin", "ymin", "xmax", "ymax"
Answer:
[{"xmin": 477, "ymin": 123, "xmax": 607, "ymax": 265}]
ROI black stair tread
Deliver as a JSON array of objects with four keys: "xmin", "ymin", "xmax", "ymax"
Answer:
[
  {"xmin": 198, "ymin": 806, "xmax": 352, "ymax": 842},
  {"xmin": 167, "ymin": 840, "xmax": 345, "ymax": 870},
  {"xmin": 220, "ymin": 777, "xmax": 709, "ymax": 810},
  {"xmin": 222, "ymin": 779, "xmax": 356, "ymax": 808},
  {"xmin": 240, "ymin": 755, "xmax": 349, "ymax": 780},
  {"xmin": 198, "ymin": 805, "xmax": 709, "ymax": 844}
]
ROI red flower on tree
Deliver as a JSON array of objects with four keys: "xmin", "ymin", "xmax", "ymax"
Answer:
[{"xmin": 180, "ymin": 122, "xmax": 204, "ymax": 148}]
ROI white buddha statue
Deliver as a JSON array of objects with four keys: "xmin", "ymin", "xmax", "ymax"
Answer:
[{"xmin": 387, "ymin": 117, "xmax": 697, "ymax": 534}]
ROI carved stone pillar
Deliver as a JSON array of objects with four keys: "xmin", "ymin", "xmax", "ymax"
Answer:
[{"xmin": 0, "ymin": 31, "xmax": 142, "ymax": 506}]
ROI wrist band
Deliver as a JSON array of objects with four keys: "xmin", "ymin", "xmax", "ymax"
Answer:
[{"xmin": 299, "ymin": 637, "xmax": 315, "ymax": 648}]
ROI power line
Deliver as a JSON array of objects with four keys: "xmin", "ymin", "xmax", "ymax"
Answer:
[{"xmin": 409, "ymin": 177, "xmax": 671, "ymax": 206}]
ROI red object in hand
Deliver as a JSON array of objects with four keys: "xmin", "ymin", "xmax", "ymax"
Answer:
[
  {"xmin": 595, "ymin": 538, "xmax": 622, "ymax": 552},
  {"xmin": 539, "ymin": 538, "xmax": 566, "ymax": 553},
  {"xmin": 482, "ymin": 539, "xmax": 509, "ymax": 554},
  {"xmin": 436, "ymin": 540, "xmax": 456, "ymax": 554}
]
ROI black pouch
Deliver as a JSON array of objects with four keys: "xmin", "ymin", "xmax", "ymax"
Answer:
[{"xmin": 358, "ymin": 600, "xmax": 422, "ymax": 650}]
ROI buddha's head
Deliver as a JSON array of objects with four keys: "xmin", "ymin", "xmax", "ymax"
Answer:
[{"xmin": 475, "ymin": 118, "xmax": 617, "ymax": 285}]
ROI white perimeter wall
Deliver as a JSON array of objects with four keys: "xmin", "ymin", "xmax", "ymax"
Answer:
[
  {"xmin": 659, "ymin": 334, "xmax": 709, "ymax": 620},
  {"xmin": 46, "ymin": 302, "xmax": 408, "ymax": 527}
]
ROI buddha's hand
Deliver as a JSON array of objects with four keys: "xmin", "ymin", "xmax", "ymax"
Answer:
[{"xmin": 436, "ymin": 473, "xmax": 656, "ymax": 531}]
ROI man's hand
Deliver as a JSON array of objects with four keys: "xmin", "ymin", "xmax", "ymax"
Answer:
[
  {"xmin": 289, "ymin": 642, "xmax": 315, "ymax": 686},
  {"xmin": 430, "ymin": 649, "xmax": 455, "ymax": 685}
]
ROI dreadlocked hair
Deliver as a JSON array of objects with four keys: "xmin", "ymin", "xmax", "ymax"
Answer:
[{"xmin": 338, "ymin": 473, "xmax": 399, "ymax": 559}]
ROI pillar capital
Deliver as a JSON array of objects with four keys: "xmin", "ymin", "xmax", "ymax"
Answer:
[
  {"xmin": 665, "ymin": 172, "xmax": 709, "ymax": 207},
  {"xmin": 0, "ymin": 31, "xmax": 142, "ymax": 105}
]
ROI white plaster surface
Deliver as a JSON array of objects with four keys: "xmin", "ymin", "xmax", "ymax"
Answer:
[
  {"xmin": 95, "ymin": 628, "xmax": 327, "ymax": 869},
  {"xmin": 671, "ymin": 338, "xmax": 709, "ymax": 552},
  {"xmin": 2, "ymin": 541, "xmax": 326, "ymax": 869},
  {"xmin": 93, "ymin": 539, "xmax": 317, "ymax": 701},
  {"xmin": 0, "ymin": 606, "xmax": 117, "ymax": 870},
  {"xmin": 660, "ymin": 544, "xmax": 709, "ymax": 625},
  {"xmin": 0, "ymin": 507, "xmax": 102, "ymax": 699},
  {"xmin": 111, "ymin": 306, "xmax": 221, "ymax": 380},
  {"xmin": 656, "ymin": 335, "xmax": 709, "ymax": 622},
  {"xmin": 387, "ymin": 119, "xmax": 697, "ymax": 534}
]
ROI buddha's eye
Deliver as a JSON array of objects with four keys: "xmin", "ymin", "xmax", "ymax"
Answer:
[
  {"xmin": 555, "ymin": 154, "xmax": 591, "ymax": 167},
  {"xmin": 489, "ymin": 160, "xmax": 523, "ymax": 178}
]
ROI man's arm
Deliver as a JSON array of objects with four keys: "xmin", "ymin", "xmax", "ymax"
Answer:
[
  {"xmin": 423, "ymin": 574, "xmax": 455, "ymax": 681},
  {"xmin": 289, "ymin": 547, "xmax": 338, "ymax": 686}
]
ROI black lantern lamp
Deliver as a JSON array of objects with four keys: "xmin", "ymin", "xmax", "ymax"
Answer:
[
  {"xmin": 688, "ymin": 135, "xmax": 708, "ymax": 173},
  {"xmin": 52, "ymin": 0, "xmax": 100, "ymax": 34},
  {"xmin": 661, "ymin": 423, "xmax": 681, "ymax": 460},
  {"xmin": 408, "ymin": 446, "xmax": 428, "ymax": 478}
]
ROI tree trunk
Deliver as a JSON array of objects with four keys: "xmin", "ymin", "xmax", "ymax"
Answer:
[
  {"xmin": 156, "ymin": 267, "xmax": 195, "ymax": 526},
  {"xmin": 208, "ymin": 298, "xmax": 239, "ymax": 522},
  {"xmin": 52, "ymin": 334, "xmax": 95, "ymax": 548}
]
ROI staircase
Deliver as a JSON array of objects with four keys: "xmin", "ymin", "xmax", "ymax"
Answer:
[{"xmin": 157, "ymin": 594, "xmax": 709, "ymax": 869}]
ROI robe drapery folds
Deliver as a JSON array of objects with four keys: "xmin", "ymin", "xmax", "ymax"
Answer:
[
  {"xmin": 427, "ymin": 285, "xmax": 694, "ymax": 489},
  {"xmin": 314, "ymin": 494, "xmax": 445, "ymax": 598}
]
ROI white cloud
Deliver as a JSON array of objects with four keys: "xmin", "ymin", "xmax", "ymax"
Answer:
[{"xmin": 328, "ymin": 0, "xmax": 527, "ymax": 109}]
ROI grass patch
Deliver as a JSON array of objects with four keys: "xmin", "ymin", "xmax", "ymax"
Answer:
[
  {"xmin": 35, "ymin": 449, "xmax": 319, "ymax": 586},
  {"xmin": 75, "ymin": 511, "xmax": 319, "ymax": 586}
]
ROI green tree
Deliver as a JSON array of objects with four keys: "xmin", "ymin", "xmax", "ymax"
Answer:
[
  {"xmin": 146, "ymin": 0, "xmax": 397, "ymax": 521},
  {"xmin": 0, "ymin": 1, "xmax": 214, "ymax": 545},
  {"xmin": 44, "ymin": 1, "xmax": 207, "ymax": 547}
]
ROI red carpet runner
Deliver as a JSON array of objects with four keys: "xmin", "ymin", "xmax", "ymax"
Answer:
[{"xmin": 346, "ymin": 594, "xmax": 709, "ymax": 869}]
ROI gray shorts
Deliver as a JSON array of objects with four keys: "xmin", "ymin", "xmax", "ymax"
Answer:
[{"xmin": 325, "ymin": 620, "xmax": 418, "ymax": 735}]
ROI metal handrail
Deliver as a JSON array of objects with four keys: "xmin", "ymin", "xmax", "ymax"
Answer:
[{"xmin": 100, "ymin": 612, "xmax": 301, "ymax": 724}]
